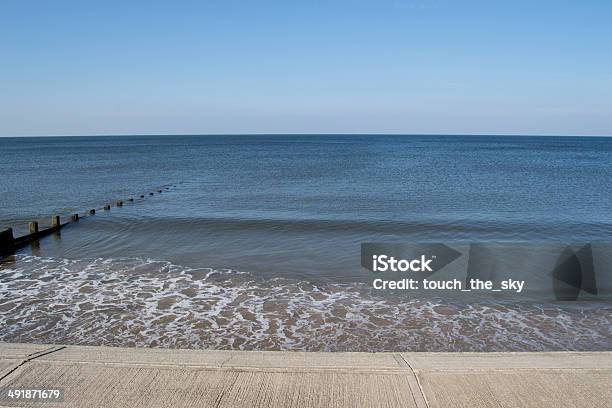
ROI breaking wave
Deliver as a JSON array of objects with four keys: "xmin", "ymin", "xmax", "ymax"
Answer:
[{"xmin": 0, "ymin": 255, "xmax": 610, "ymax": 351}]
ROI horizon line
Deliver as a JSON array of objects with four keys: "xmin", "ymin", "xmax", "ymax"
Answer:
[{"xmin": 1, "ymin": 132, "xmax": 612, "ymax": 138}]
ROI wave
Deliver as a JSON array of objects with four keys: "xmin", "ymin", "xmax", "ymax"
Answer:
[
  {"xmin": 1, "ymin": 254, "xmax": 610, "ymax": 351},
  {"xmin": 78, "ymin": 215, "xmax": 612, "ymax": 240}
]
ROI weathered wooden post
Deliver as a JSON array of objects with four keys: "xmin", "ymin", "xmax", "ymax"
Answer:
[
  {"xmin": 29, "ymin": 221, "xmax": 39, "ymax": 234},
  {"xmin": 0, "ymin": 228, "xmax": 14, "ymax": 253},
  {"xmin": 1, "ymin": 187, "xmax": 170, "ymax": 253}
]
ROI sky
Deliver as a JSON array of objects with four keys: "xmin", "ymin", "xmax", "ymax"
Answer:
[{"xmin": 1, "ymin": 0, "xmax": 611, "ymax": 136}]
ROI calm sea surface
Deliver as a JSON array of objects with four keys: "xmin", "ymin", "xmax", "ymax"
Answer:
[{"xmin": 1, "ymin": 135, "xmax": 611, "ymax": 351}]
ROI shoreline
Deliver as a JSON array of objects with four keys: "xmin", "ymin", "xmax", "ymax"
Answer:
[
  {"xmin": 2, "ymin": 253, "xmax": 611, "ymax": 353},
  {"xmin": 1, "ymin": 342, "xmax": 610, "ymax": 407}
]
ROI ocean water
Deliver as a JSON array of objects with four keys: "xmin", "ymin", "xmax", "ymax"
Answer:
[{"xmin": 0, "ymin": 135, "xmax": 611, "ymax": 351}]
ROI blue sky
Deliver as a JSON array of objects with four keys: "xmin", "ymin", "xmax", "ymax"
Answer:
[{"xmin": 1, "ymin": 0, "xmax": 611, "ymax": 136}]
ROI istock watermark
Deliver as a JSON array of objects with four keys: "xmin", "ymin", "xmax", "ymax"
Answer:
[
  {"xmin": 360, "ymin": 242, "xmax": 612, "ymax": 301},
  {"xmin": 371, "ymin": 254, "xmax": 433, "ymax": 272}
]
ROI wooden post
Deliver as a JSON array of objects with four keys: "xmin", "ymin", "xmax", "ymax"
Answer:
[
  {"xmin": 128, "ymin": 197, "xmax": 134, "ymax": 202},
  {"xmin": 0, "ymin": 228, "xmax": 14, "ymax": 251},
  {"xmin": 157, "ymin": 189, "xmax": 162, "ymax": 193},
  {"xmin": 89, "ymin": 209, "xmax": 96, "ymax": 215},
  {"xmin": 140, "ymin": 195, "xmax": 145, "ymax": 198},
  {"xmin": 51, "ymin": 215, "xmax": 60, "ymax": 228},
  {"xmin": 29, "ymin": 221, "xmax": 39, "ymax": 234},
  {"xmin": 104, "ymin": 204, "xmax": 111, "ymax": 210},
  {"xmin": 71, "ymin": 214, "xmax": 79, "ymax": 221},
  {"xmin": 149, "ymin": 192, "xmax": 154, "ymax": 196},
  {"xmin": 117, "ymin": 200, "xmax": 123, "ymax": 207}
]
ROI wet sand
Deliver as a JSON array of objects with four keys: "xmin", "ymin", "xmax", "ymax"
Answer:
[{"xmin": 1, "ymin": 255, "xmax": 610, "ymax": 352}]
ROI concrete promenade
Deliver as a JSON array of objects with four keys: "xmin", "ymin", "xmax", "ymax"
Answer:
[{"xmin": 0, "ymin": 343, "xmax": 610, "ymax": 407}]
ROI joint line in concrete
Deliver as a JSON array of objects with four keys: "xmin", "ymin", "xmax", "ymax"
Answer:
[
  {"xmin": 0, "ymin": 346, "xmax": 67, "ymax": 384},
  {"xmin": 397, "ymin": 354, "xmax": 429, "ymax": 408}
]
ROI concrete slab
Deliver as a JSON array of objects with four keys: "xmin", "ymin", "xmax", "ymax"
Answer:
[
  {"xmin": 402, "ymin": 351, "xmax": 612, "ymax": 371},
  {"xmin": 35, "ymin": 346, "xmax": 402, "ymax": 371},
  {"xmin": 0, "ymin": 344, "xmax": 610, "ymax": 408},
  {"xmin": 0, "ymin": 360, "xmax": 21, "ymax": 379},
  {"xmin": 0, "ymin": 357, "xmax": 417, "ymax": 408},
  {"xmin": 418, "ymin": 369, "xmax": 611, "ymax": 408},
  {"xmin": 403, "ymin": 352, "xmax": 612, "ymax": 408},
  {"xmin": 0, "ymin": 343, "xmax": 54, "ymax": 360},
  {"xmin": 0, "ymin": 343, "xmax": 56, "ymax": 379}
]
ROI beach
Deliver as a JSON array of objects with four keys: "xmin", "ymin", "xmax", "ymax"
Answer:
[
  {"xmin": 2, "ymin": 1, "xmax": 611, "ymax": 405},
  {"xmin": 1, "ymin": 135, "xmax": 611, "ymax": 352}
]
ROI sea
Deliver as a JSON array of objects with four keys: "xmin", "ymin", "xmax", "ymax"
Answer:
[{"xmin": 0, "ymin": 134, "xmax": 611, "ymax": 351}]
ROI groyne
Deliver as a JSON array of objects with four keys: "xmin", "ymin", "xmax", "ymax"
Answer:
[{"xmin": 0, "ymin": 185, "xmax": 173, "ymax": 255}]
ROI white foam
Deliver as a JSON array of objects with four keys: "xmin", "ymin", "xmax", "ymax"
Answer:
[{"xmin": 0, "ymin": 255, "xmax": 610, "ymax": 351}]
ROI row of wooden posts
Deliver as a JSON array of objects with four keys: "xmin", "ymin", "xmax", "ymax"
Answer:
[{"xmin": 0, "ymin": 186, "xmax": 172, "ymax": 255}]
